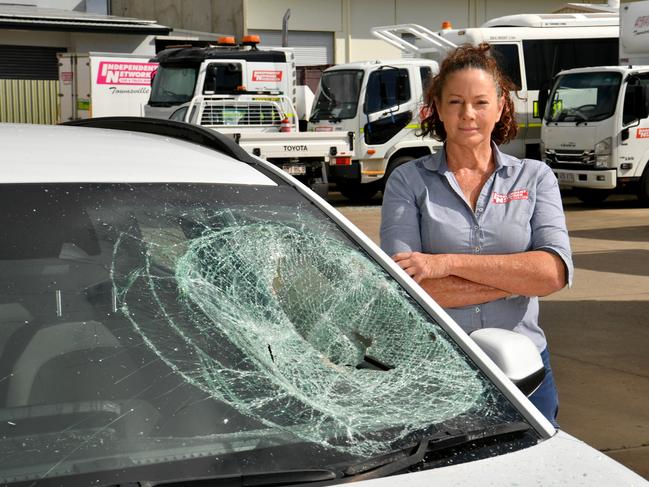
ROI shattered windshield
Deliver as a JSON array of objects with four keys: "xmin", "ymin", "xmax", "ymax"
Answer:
[
  {"xmin": 0, "ymin": 183, "xmax": 528, "ymax": 485},
  {"xmin": 545, "ymin": 72, "xmax": 622, "ymax": 123},
  {"xmin": 311, "ymin": 70, "xmax": 363, "ymax": 122},
  {"xmin": 149, "ymin": 65, "xmax": 199, "ymax": 106}
]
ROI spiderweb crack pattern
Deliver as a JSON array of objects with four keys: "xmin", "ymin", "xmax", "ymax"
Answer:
[{"xmin": 113, "ymin": 208, "xmax": 485, "ymax": 456}]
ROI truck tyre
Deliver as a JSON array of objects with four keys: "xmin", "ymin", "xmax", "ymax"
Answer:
[
  {"xmin": 337, "ymin": 181, "xmax": 379, "ymax": 203},
  {"xmin": 573, "ymin": 188, "xmax": 610, "ymax": 205},
  {"xmin": 638, "ymin": 164, "xmax": 649, "ymax": 206},
  {"xmin": 383, "ymin": 155, "xmax": 416, "ymax": 191}
]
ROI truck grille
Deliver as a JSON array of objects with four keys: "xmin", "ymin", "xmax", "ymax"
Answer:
[
  {"xmin": 545, "ymin": 149, "xmax": 595, "ymax": 165},
  {"xmin": 200, "ymin": 102, "xmax": 282, "ymax": 128}
]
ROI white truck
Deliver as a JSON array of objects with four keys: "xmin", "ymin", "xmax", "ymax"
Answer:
[
  {"xmin": 144, "ymin": 37, "xmax": 353, "ymax": 197},
  {"xmin": 58, "ymin": 52, "xmax": 158, "ymax": 121},
  {"xmin": 539, "ymin": 0, "xmax": 649, "ymax": 204},
  {"xmin": 371, "ymin": 10, "xmax": 620, "ymax": 161},
  {"xmin": 307, "ymin": 58, "xmax": 442, "ymax": 201}
]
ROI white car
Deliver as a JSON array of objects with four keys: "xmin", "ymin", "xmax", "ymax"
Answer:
[{"xmin": 0, "ymin": 119, "xmax": 645, "ymax": 486}]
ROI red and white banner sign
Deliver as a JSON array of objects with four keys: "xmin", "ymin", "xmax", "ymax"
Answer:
[
  {"xmin": 637, "ymin": 128, "xmax": 649, "ymax": 139},
  {"xmin": 252, "ymin": 70, "xmax": 283, "ymax": 82},
  {"xmin": 635, "ymin": 15, "xmax": 649, "ymax": 29},
  {"xmin": 97, "ymin": 61, "xmax": 158, "ymax": 86},
  {"xmin": 60, "ymin": 71, "xmax": 73, "ymax": 85},
  {"xmin": 492, "ymin": 189, "xmax": 529, "ymax": 204}
]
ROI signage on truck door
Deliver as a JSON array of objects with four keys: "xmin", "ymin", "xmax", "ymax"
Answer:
[{"xmin": 252, "ymin": 70, "xmax": 282, "ymax": 82}]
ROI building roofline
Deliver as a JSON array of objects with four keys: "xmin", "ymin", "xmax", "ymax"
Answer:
[{"xmin": 0, "ymin": 5, "xmax": 171, "ymax": 35}]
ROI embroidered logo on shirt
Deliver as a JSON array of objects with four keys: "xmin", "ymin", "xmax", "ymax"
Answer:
[{"xmin": 492, "ymin": 189, "xmax": 529, "ymax": 204}]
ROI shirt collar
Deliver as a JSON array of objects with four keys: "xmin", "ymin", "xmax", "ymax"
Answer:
[{"xmin": 422, "ymin": 142, "xmax": 522, "ymax": 174}]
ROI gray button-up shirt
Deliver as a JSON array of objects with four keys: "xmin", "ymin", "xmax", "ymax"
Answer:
[{"xmin": 380, "ymin": 144, "xmax": 573, "ymax": 352}]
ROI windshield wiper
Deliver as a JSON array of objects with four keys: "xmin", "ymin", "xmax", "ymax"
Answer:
[
  {"xmin": 103, "ymin": 468, "xmax": 337, "ymax": 487},
  {"xmin": 343, "ymin": 421, "xmax": 533, "ymax": 482}
]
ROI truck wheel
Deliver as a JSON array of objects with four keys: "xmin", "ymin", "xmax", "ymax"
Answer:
[
  {"xmin": 383, "ymin": 155, "xmax": 416, "ymax": 190},
  {"xmin": 573, "ymin": 188, "xmax": 610, "ymax": 205},
  {"xmin": 337, "ymin": 181, "xmax": 379, "ymax": 203}
]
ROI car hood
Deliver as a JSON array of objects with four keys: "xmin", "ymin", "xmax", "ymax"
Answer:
[{"xmin": 353, "ymin": 430, "xmax": 647, "ymax": 486}]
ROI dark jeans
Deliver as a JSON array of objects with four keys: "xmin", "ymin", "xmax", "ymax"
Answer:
[{"xmin": 528, "ymin": 347, "xmax": 560, "ymax": 428}]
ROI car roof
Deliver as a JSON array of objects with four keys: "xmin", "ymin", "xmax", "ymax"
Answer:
[{"xmin": 0, "ymin": 123, "xmax": 276, "ymax": 185}]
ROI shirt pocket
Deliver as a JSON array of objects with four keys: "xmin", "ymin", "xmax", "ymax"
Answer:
[{"xmin": 483, "ymin": 199, "xmax": 533, "ymax": 253}]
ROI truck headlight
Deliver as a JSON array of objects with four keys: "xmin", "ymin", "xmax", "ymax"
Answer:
[{"xmin": 594, "ymin": 137, "xmax": 611, "ymax": 168}]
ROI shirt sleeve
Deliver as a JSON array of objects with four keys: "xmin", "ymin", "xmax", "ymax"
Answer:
[
  {"xmin": 380, "ymin": 165, "xmax": 423, "ymax": 256},
  {"xmin": 530, "ymin": 162, "xmax": 574, "ymax": 287}
]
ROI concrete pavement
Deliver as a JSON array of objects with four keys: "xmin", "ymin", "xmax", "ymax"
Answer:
[{"xmin": 332, "ymin": 193, "xmax": 649, "ymax": 480}]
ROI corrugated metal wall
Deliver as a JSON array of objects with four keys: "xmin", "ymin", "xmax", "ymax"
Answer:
[{"xmin": 0, "ymin": 80, "xmax": 60, "ymax": 124}]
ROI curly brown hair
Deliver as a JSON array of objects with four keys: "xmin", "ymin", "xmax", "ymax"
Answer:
[{"xmin": 419, "ymin": 43, "xmax": 518, "ymax": 145}]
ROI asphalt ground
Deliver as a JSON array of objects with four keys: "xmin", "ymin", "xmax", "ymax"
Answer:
[{"xmin": 329, "ymin": 191, "xmax": 649, "ymax": 480}]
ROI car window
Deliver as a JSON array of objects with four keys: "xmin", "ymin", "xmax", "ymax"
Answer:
[{"xmin": 0, "ymin": 182, "xmax": 533, "ymax": 485}]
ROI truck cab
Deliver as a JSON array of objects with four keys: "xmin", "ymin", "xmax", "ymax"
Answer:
[
  {"xmin": 145, "ymin": 39, "xmax": 302, "ymax": 133},
  {"xmin": 308, "ymin": 59, "xmax": 441, "ymax": 201},
  {"xmin": 541, "ymin": 66, "xmax": 649, "ymax": 203}
]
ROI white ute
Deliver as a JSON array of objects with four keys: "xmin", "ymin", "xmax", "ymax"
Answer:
[{"xmin": 144, "ymin": 36, "xmax": 353, "ymax": 198}]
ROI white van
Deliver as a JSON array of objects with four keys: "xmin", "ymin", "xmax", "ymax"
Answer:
[{"xmin": 0, "ymin": 119, "xmax": 645, "ymax": 486}]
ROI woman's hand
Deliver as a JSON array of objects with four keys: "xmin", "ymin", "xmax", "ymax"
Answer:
[{"xmin": 392, "ymin": 252, "xmax": 453, "ymax": 283}]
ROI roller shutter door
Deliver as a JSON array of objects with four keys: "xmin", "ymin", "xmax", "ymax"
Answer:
[
  {"xmin": 0, "ymin": 45, "xmax": 66, "ymax": 80},
  {"xmin": 250, "ymin": 30, "xmax": 333, "ymax": 66}
]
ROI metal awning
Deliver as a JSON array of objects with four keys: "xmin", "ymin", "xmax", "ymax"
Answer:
[{"xmin": 0, "ymin": 5, "xmax": 171, "ymax": 35}]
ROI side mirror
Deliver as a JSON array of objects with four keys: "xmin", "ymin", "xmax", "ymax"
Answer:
[
  {"xmin": 536, "ymin": 86, "xmax": 550, "ymax": 119},
  {"xmin": 470, "ymin": 328, "xmax": 545, "ymax": 396}
]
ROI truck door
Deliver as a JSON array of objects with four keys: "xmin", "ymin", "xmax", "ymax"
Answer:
[
  {"xmin": 618, "ymin": 74, "xmax": 649, "ymax": 180},
  {"xmin": 362, "ymin": 67, "xmax": 414, "ymax": 147}
]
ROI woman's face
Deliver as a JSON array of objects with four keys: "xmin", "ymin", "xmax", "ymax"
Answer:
[{"xmin": 436, "ymin": 68, "xmax": 504, "ymax": 149}]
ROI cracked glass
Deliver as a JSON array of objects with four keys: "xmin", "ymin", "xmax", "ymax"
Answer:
[{"xmin": 0, "ymin": 182, "xmax": 528, "ymax": 485}]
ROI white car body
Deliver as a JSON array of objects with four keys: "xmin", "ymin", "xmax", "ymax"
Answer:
[{"xmin": 0, "ymin": 121, "xmax": 645, "ymax": 486}]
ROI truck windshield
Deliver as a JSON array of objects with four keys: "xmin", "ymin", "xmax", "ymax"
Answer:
[
  {"xmin": 311, "ymin": 70, "xmax": 363, "ymax": 121},
  {"xmin": 149, "ymin": 65, "xmax": 199, "ymax": 106},
  {"xmin": 0, "ymin": 181, "xmax": 536, "ymax": 486},
  {"xmin": 545, "ymin": 72, "xmax": 622, "ymax": 123}
]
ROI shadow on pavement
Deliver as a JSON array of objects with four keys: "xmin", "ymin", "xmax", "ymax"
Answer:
[
  {"xmin": 570, "ymin": 225, "xmax": 649, "ymax": 242},
  {"xmin": 540, "ymin": 299, "xmax": 649, "ymax": 377},
  {"xmin": 327, "ymin": 191, "xmax": 383, "ymax": 208},
  {"xmin": 561, "ymin": 193, "xmax": 647, "ymax": 211},
  {"xmin": 571, "ymin": 249, "xmax": 649, "ymax": 275}
]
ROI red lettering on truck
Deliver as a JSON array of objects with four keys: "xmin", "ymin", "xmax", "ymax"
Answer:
[
  {"xmin": 252, "ymin": 70, "xmax": 283, "ymax": 82},
  {"xmin": 97, "ymin": 62, "xmax": 159, "ymax": 86},
  {"xmin": 637, "ymin": 128, "xmax": 649, "ymax": 139}
]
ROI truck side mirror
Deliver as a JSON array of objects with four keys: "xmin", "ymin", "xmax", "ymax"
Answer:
[
  {"xmin": 470, "ymin": 328, "xmax": 545, "ymax": 396},
  {"xmin": 536, "ymin": 86, "xmax": 550, "ymax": 119}
]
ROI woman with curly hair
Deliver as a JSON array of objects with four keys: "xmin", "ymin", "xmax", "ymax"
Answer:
[{"xmin": 380, "ymin": 43, "xmax": 573, "ymax": 428}]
